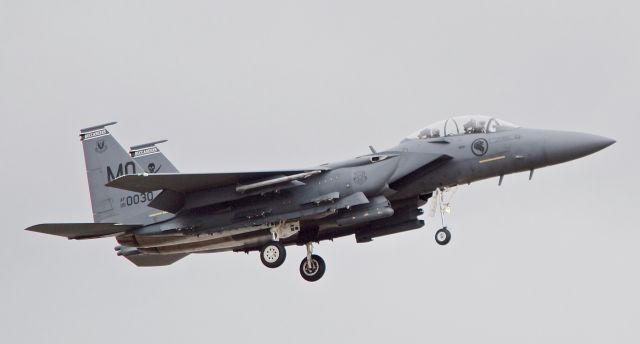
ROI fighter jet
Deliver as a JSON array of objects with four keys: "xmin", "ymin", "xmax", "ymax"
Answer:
[{"xmin": 26, "ymin": 116, "xmax": 615, "ymax": 281}]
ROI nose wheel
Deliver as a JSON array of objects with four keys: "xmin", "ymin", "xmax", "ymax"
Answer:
[
  {"xmin": 435, "ymin": 227, "xmax": 452, "ymax": 246},
  {"xmin": 260, "ymin": 241, "xmax": 286, "ymax": 268},
  {"xmin": 299, "ymin": 242, "xmax": 326, "ymax": 282},
  {"xmin": 431, "ymin": 188, "xmax": 456, "ymax": 246}
]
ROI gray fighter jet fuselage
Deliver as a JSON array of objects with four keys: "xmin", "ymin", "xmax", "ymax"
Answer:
[{"xmin": 26, "ymin": 116, "xmax": 615, "ymax": 281}]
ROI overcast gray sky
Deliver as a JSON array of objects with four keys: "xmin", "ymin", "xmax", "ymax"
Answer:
[{"xmin": 1, "ymin": 1, "xmax": 638, "ymax": 343}]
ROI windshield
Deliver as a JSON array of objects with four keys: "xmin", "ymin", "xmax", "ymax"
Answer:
[{"xmin": 407, "ymin": 116, "xmax": 519, "ymax": 140}]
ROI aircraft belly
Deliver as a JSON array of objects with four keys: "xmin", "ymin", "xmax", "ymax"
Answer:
[{"xmin": 126, "ymin": 191, "xmax": 372, "ymax": 250}]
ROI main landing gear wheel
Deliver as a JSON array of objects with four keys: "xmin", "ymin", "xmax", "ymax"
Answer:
[
  {"xmin": 299, "ymin": 255, "xmax": 326, "ymax": 282},
  {"xmin": 260, "ymin": 241, "xmax": 286, "ymax": 268},
  {"xmin": 435, "ymin": 227, "xmax": 452, "ymax": 246}
]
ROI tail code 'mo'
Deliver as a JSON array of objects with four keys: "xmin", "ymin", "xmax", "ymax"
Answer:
[{"xmin": 80, "ymin": 123, "xmax": 164, "ymax": 225}]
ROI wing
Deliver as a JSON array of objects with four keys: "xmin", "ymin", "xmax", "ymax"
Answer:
[
  {"xmin": 106, "ymin": 170, "xmax": 322, "ymax": 194},
  {"xmin": 25, "ymin": 223, "xmax": 141, "ymax": 240},
  {"xmin": 106, "ymin": 169, "xmax": 325, "ymax": 213}
]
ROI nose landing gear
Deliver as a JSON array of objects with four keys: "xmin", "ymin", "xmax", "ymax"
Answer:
[
  {"xmin": 435, "ymin": 227, "xmax": 452, "ymax": 246},
  {"xmin": 430, "ymin": 187, "xmax": 457, "ymax": 246}
]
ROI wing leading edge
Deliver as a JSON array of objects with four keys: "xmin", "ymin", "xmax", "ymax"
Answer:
[{"xmin": 25, "ymin": 223, "xmax": 142, "ymax": 240}]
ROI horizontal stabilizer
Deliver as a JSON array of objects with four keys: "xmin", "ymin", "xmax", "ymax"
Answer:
[
  {"xmin": 125, "ymin": 253, "xmax": 188, "ymax": 267},
  {"xmin": 106, "ymin": 170, "xmax": 323, "ymax": 194},
  {"xmin": 25, "ymin": 223, "xmax": 141, "ymax": 240}
]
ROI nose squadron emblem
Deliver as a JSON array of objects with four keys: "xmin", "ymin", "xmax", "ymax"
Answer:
[{"xmin": 471, "ymin": 138, "xmax": 489, "ymax": 156}]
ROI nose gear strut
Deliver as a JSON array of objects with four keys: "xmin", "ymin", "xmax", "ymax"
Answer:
[{"xmin": 430, "ymin": 187, "xmax": 457, "ymax": 246}]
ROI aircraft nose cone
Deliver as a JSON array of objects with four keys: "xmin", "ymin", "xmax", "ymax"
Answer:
[{"xmin": 544, "ymin": 131, "xmax": 615, "ymax": 165}]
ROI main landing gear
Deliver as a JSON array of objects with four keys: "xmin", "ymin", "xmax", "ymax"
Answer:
[
  {"xmin": 260, "ymin": 241, "xmax": 286, "ymax": 269},
  {"xmin": 299, "ymin": 242, "xmax": 326, "ymax": 282},
  {"xmin": 259, "ymin": 241, "xmax": 326, "ymax": 282}
]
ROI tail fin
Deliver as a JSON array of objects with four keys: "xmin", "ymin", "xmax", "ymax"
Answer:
[
  {"xmin": 129, "ymin": 140, "xmax": 179, "ymax": 174},
  {"xmin": 80, "ymin": 123, "xmax": 164, "ymax": 225}
]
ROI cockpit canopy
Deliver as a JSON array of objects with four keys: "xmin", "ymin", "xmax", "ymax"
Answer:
[{"xmin": 407, "ymin": 116, "xmax": 519, "ymax": 140}]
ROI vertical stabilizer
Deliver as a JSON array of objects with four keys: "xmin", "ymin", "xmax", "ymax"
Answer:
[
  {"xmin": 130, "ymin": 140, "xmax": 179, "ymax": 174},
  {"xmin": 80, "ymin": 123, "xmax": 164, "ymax": 225}
]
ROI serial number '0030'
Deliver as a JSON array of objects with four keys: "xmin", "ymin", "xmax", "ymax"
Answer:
[{"xmin": 120, "ymin": 193, "xmax": 154, "ymax": 208}]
